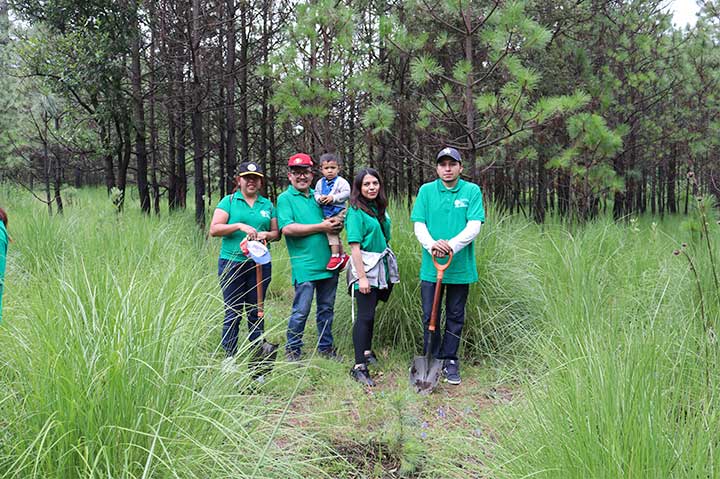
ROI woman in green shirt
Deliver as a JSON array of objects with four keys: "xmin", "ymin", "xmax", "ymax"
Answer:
[
  {"xmin": 346, "ymin": 168, "xmax": 398, "ymax": 387},
  {"xmin": 209, "ymin": 162, "xmax": 279, "ymax": 356},
  {"xmin": 0, "ymin": 207, "xmax": 8, "ymax": 324}
]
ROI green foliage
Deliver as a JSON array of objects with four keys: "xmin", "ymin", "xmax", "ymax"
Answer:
[
  {"xmin": 361, "ymin": 102, "xmax": 396, "ymax": 134},
  {"xmin": 493, "ymin": 216, "xmax": 720, "ymax": 478},
  {"xmin": 409, "ymin": 54, "xmax": 442, "ymax": 86}
]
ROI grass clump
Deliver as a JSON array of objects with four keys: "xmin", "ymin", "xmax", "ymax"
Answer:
[
  {"xmin": 0, "ymin": 189, "xmax": 341, "ymax": 478},
  {"xmin": 492, "ymin": 216, "xmax": 720, "ymax": 478}
]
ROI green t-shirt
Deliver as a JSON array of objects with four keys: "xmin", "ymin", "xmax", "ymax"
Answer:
[
  {"xmin": 345, "ymin": 204, "xmax": 391, "ymax": 253},
  {"xmin": 277, "ymin": 185, "xmax": 334, "ymax": 284},
  {"xmin": 216, "ymin": 192, "xmax": 276, "ymax": 262},
  {"xmin": 410, "ymin": 178, "xmax": 485, "ymax": 284},
  {"xmin": 0, "ymin": 221, "xmax": 7, "ymax": 324}
]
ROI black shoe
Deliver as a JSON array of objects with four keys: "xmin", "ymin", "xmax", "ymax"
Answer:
[
  {"xmin": 364, "ymin": 350, "xmax": 379, "ymax": 366},
  {"xmin": 250, "ymin": 340, "xmax": 279, "ymax": 379},
  {"xmin": 350, "ymin": 365, "xmax": 376, "ymax": 387},
  {"xmin": 318, "ymin": 347, "xmax": 342, "ymax": 362},
  {"xmin": 285, "ymin": 349, "xmax": 302, "ymax": 362},
  {"xmin": 442, "ymin": 359, "xmax": 461, "ymax": 385}
]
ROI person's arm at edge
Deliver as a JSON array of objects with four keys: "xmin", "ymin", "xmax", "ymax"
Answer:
[{"xmin": 282, "ymin": 217, "xmax": 339, "ymax": 237}]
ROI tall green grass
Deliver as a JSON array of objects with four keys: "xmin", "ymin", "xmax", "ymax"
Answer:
[
  {"xmin": 492, "ymin": 215, "xmax": 720, "ymax": 477},
  {"xmin": 2, "ymin": 186, "xmax": 718, "ymax": 478},
  {"xmin": 0, "ymin": 187, "xmax": 343, "ymax": 478}
]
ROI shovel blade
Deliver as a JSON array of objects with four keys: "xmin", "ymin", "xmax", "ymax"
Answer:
[{"xmin": 409, "ymin": 355, "xmax": 443, "ymax": 395}]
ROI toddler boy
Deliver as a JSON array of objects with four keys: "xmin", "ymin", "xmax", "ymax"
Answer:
[{"xmin": 314, "ymin": 153, "xmax": 351, "ymax": 270}]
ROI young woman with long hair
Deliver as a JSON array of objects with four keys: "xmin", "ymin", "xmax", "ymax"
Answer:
[{"xmin": 345, "ymin": 168, "xmax": 399, "ymax": 386}]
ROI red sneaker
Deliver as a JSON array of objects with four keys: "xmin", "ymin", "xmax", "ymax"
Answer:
[
  {"xmin": 339, "ymin": 253, "xmax": 351, "ymax": 271},
  {"xmin": 326, "ymin": 255, "xmax": 343, "ymax": 270}
]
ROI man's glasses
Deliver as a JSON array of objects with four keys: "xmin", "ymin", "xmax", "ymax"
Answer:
[{"xmin": 290, "ymin": 169, "xmax": 312, "ymax": 178}]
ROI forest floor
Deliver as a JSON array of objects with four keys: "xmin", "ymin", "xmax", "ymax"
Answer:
[{"xmin": 252, "ymin": 348, "xmax": 517, "ymax": 478}]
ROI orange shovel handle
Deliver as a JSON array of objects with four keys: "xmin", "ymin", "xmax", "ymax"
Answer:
[{"xmin": 428, "ymin": 250, "xmax": 453, "ymax": 332}]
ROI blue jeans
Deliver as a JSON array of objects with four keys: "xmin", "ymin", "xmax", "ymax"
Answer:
[
  {"xmin": 421, "ymin": 281, "xmax": 469, "ymax": 361},
  {"xmin": 219, "ymin": 258, "xmax": 272, "ymax": 356},
  {"xmin": 286, "ymin": 275, "xmax": 339, "ymax": 353}
]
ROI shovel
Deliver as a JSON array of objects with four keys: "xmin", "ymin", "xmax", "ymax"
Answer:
[
  {"xmin": 410, "ymin": 250, "xmax": 453, "ymax": 394},
  {"xmin": 246, "ymin": 240, "xmax": 278, "ymax": 379}
]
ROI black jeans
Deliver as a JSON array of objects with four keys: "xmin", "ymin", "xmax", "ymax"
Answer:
[
  {"xmin": 420, "ymin": 281, "xmax": 469, "ymax": 361},
  {"xmin": 352, "ymin": 284, "xmax": 393, "ymax": 365}
]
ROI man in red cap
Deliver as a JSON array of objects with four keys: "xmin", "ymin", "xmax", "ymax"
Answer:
[{"xmin": 277, "ymin": 153, "xmax": 344, "ymax": 361}]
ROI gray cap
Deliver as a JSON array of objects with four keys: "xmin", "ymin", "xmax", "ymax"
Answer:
[{"xmin": 436, "ymin": 147, "xmax": 462, "ymax": 163}]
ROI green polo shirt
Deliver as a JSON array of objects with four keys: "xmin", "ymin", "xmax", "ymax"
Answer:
[
  {"xmin": 216, "ymin": 192, "xmax": 275, "ymax": 262},
  {"xmin": 277, "ymin": 185, "xmax": 333, "ymax": 284},
  {"xmin": 410, "ymin": 178, "xmax": 485, "ymax": 284},
  {"xmin": 0, "ymin": 221, "xmax": 6, "ymax": 324},
  {"xmin": 346, "ymin": 204, "xmax": 391, "ymax": 253}
]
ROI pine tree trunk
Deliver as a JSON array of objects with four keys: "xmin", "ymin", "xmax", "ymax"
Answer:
[
  {"xmin": 130, "ymin": 5, "xmax": 150, "ymax": 213},
  {"xmin": 177, "ymin": 66, "xmax": 187, "ymax": 209},
  {"xmin": 225, "ymin": 0, "xmax": 237, "ymax": 191},
  {"xmin": 238, "ymin": 2, "xmax": 249, "ymax": 162},
  {"xmin": 102, "ymin": 122, "xmax": 116, "ymax": 194},
  {"xmin": 667, "ymin": 148, "xmax": 677, "ymax": 214},
  {"xmin": 534, "ymin": 137, "xmax": 547, "ymax": 223},
  {"xmin": 42, "ymin": 111, "xmax": 53, "ymax": 216},
  {"xmin": 115, "ymin": 112, "xmax": 131, "ymax": 212},
  {"xmin": 148, "ymin": 10, "xmax": 160, "ymax": 215},
  {"xmin": 191, "ymin": 0, "xmax": 205, "ymax": 228}
]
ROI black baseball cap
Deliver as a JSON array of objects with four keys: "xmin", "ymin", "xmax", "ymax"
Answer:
[
  {"xmin": 436, "ymin": 147, "xmax": 462, "ymax": 164},
  {"xmin": 236, "ymin": 161, "xmax": 264, "ymax": 177}
]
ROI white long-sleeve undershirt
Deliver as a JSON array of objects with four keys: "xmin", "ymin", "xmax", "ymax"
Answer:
[{"xmin": 413, "ymin": 221, "xmax": 483, "ymax": 254}]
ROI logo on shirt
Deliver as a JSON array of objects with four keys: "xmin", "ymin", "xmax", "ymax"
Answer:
[
  {"xmin": 454, "ymin": 198, "xmax": 469, "ymax": 208},
  {"xmin": 261, "ymin": 210, "xmax": 271, "ymax": 219}
]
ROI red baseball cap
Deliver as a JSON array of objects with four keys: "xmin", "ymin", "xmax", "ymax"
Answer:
[{"xmin": 288, "ymin": 153, "xmax": 313, "ymax": 167}]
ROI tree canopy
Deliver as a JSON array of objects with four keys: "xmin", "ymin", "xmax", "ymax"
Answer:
[{"xmin": 1, "ymin": 0, "xmax": 718, "ymax": 223}]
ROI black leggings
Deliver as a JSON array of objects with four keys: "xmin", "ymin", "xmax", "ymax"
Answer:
[{"xmin": 352, "ymin": 284, "xmax": 392, "ymax": 365}]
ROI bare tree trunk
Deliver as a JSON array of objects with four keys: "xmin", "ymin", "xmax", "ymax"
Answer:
[
  {"xmin": 102, "ymin": 121, "xmax": 116, "ymax": 194},
  {"xmin": 148, "ymin": 3, "xmax": 160, "ymax": 215},
  {"xmin": 238, "ymin": 2, "xmax": 249, "ymax": 162},
  {"xmin": 191, "ymin": 0, "xmax": 206, "ymax": 228},
  {"xmin": 52, "ymin": 117, "xmax": 64, "ymax": 214},
  {"xmin": 534, "ymin": 137, "xmax": 547, "ymax": 223},
  {"xmin": 667, "ymin": 146, "xmax": 677, "ymax": 214},
  {"xmin": 259, "ymin": 0, "xmax": 271, "ymax": 182},
  {"xmin": 129, "ymin": 3, "xmax": 151, "ymax": 213},
  {"xmin": 168, "ymin": 107, "xmax": 177, "ymax": 210},
  {"xmin": 225, "ymin": 0, "xmax": 237, "ymax": 192},
  {"xmin": 116, "ymin": 112, "xmax": 132, "ymax": 212},
  {"xmin": 177, "ymin": 66, "xmax": 188, "ymax": 209},
  {"xmin": 42, "ymin": 111, "xmax": 53, "ymax": 216},
  {"xmin": 218, "ymin": 84, "xmax": 227, "ymax": 197}
]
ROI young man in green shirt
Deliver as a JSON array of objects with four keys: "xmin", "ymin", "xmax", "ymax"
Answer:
[
  {"xmin": 277, "ymin": 153, "xmax": 344, "ymax": 361},
  {"xmin": 410, "ymin": 147, "xmax": 485, "ymax": 384}
]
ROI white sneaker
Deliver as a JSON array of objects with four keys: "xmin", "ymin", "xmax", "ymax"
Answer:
[{"xmin": 221, "ymin": 356, "xmax": 238, "ymax": 373}]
